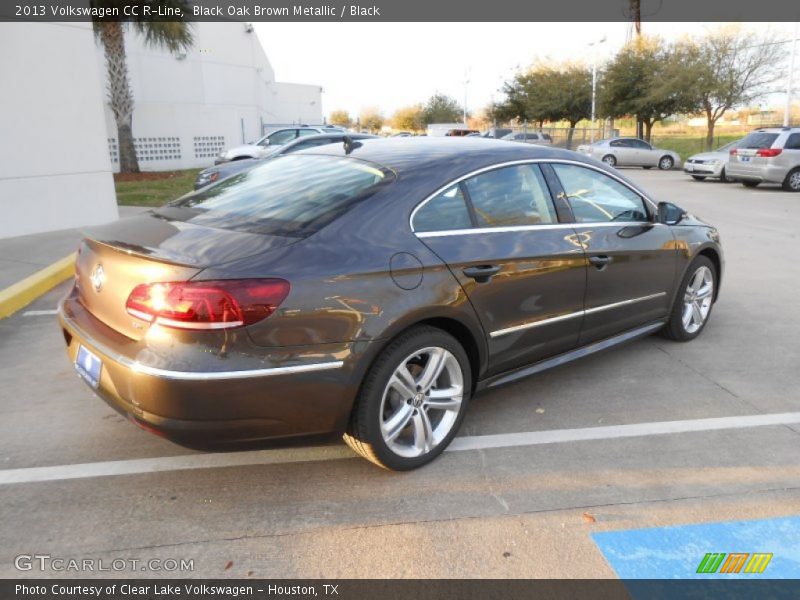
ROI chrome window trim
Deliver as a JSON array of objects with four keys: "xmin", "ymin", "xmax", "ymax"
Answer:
[
  {"xmin": 416, "ymin": 221, "xmax": 654, "ymax": 238},
  {"xmin": 409, "ymin": 158, "xmax": 657, "ymax": 235},
  {"xmin": 489, "ymin": 292, "xmax": 667, "ymax": 338},
  {"xmin": 58, "ymin": 307, "xmax": 344, "ymax": 381}
]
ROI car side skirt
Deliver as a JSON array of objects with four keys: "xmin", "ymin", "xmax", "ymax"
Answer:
[{"xmin": 477, "ymin": 320, "xmax": 665, "ymax": 391}]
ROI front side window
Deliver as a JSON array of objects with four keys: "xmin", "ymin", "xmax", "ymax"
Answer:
[
  {"xmin": 162, "ymin": 155, "xmax": 392, "ymax": 237},
  {"xmin": 632, "ymin": 139, "xmax": 652, "ymax": 150},
  {"xmin": 297, "ymin": 129, "xmax": 320, "ymax": 137},
  {"xmin": 552, "ymin": 164, "xmax": 649, "ymax": 223},
  {"xmin": 412, "ymin": 185, "xmax": 472, "ymax": 232},
  {"xmin": 464, "ymin": 164, "xmax": 557, "ymax": 227}
]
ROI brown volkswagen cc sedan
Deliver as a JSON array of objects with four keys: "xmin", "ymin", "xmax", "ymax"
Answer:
[{"xmin": 59, "ymin": 138, "xmax": 723, "ymax": 470}]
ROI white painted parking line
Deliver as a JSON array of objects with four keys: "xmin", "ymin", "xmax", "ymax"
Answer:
[
  {"xmin": 1, "ymin": 412, "xmax": 800, "ymax": 486},
  {"xmin": 22, "ymin": 309, "xmax": 58, "ymax": 316}
]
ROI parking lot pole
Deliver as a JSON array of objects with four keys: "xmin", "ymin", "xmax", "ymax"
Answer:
[{"xmin": 784, "ymin": 22, "xmax": 798, "ymax": 127}]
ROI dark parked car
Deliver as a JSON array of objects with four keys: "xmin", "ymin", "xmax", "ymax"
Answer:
[
  {"xmin": 59, "ymin": 138, "xmax": 723, "ymax": 470},
  {"xmin": 194, "ymin": 133, "xmax": 378, "ymax": 189}
]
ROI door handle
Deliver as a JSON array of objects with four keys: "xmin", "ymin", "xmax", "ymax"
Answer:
[
  {"xmin": 462, "ymin": 265, "xmax": 501, "ymax": 283},
  {"xmin": 588, "ymin": 255, "xmax": 613, "ymax": 270}
]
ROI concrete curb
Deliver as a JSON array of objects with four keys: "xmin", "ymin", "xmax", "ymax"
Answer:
[{"xmin": 0, "ymin": 253, "xmax": 76, "ymax": 319}]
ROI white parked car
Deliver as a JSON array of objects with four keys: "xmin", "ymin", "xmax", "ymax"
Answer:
[
  {"xmin": 577, "ymin": 137, "xmax": 681, "ymax": 170},
  {"xmin": 216, "ymin": 127, "xmax": 329, "ymax": 164},
  {"xmin": 684, "ymin": 140, "xmax": 742, "ymax": 182}
]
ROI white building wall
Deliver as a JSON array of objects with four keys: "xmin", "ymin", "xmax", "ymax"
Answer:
[
  {"xmin": 0, "ymin": 22, "xmax": 118, "ymax": 239},
  {"xmin": 101, "ymin": 23, "xmax": 323, "ymax": 171}
]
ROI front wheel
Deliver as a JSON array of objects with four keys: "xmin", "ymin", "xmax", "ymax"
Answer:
[
  {"xmin": 661, "ymin": 256, "xmax": 717, "ymax": 342},
  {"xmin": 658, "ymin": 156, "xmax": 674, "ymax": 170},
  {"xmin": 719, "ymin": 168, "xmax": 730, "ymax": 183},
  {"xmin": 344, "ymin": 326, "xmax": 471, "ymax": 470},
  {"xmin": 783, "ymin": 168, "xmax": 800, "ymax": 192}
]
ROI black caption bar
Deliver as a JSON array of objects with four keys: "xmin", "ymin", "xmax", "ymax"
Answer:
[
  {"xmin": 1, "ymin": 0, "xmax": 799, "ymax": 22},
  {"xmin": 5, "ymin": 579, "xmax": 800, "ymax": 600}
]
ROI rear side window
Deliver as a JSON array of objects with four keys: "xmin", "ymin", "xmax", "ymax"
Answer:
[
  {"xmin": 464, "ymin": 164, "xmax": 557, "ymax": 227},
  {"xmin": 785, "ymin": 133, "xmax": 800, "ymax": 150},
  {"xmin": 740, "ymin": 132, "xmax": 779, "ymax": 149},
  {"xmin": 413, "ymin": 185, "xmax": 472, "ymax": 232},
  {"xmin": 164, "ymin": 155, "xmax": 393, "ymax": 237}
]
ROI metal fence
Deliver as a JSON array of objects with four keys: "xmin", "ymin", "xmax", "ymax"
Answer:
[{"xmin": 508, "ymin": 125, "xmax": 619, "ymax": 149}]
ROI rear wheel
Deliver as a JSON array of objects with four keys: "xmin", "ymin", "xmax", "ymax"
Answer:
[
  {"xmin": 661, "ymin": 256, "xmax": 716, "ymax": 342},
  {"xmin": 602, "ymin": 155, "xmax": 616, "ymax": 167},
  {"xmin": 691, "ymin": 175, "xmax": 706, "ymax": 181},
  {"xmin": 658, "ymin": 156, "xmax": 674, "ymax": 170},
  {"xmin": 783, "ymin": 168, "xmax": 800, "ymax": 192},
  {"xmin": 344, "ymin": 326, "xmax": 471, "ymax": 470},
  {"xmin": 742, "ymin": 180, "xmax": 760, "ymax": 188}
]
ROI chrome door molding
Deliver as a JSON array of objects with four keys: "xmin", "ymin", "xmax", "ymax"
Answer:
[{"xmin": 489, "ymin": 292, "xmax": 667, "ymax": 339}]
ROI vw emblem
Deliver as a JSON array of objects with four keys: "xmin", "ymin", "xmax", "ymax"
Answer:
[{"xmin": 90, "ymin": 263, "xmax": 105, "ymax": 293}]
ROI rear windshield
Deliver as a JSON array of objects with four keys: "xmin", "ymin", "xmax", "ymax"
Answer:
[
  {"xmin": 739, "ymin": 132, "xmax": 779, "ymax": 149},
  {"xmin": 159, "ymin": 155, "xmax": 393, "ymax": 237}
]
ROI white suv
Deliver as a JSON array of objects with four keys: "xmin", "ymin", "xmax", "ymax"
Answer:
[{"xmin": 727, "ymin": 128, "xmax": 800, "ymax": 191}]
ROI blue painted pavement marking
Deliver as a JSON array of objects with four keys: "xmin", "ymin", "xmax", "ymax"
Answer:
[{"xmin": 592, "ymin": 516, "xmax": 800, "ymax": 579}]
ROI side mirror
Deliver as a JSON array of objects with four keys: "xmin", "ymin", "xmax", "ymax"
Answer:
[{"xmin": 657, "ymin": 201, "xmax": 686, "ymax": 225}]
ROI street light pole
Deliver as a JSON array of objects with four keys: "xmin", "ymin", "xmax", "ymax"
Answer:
[
  {"xmin": 784, "ymin": 22, "xmax": 798, "ymax": 128},
  {"xmin": 588, "ymin": 37, "xmax": 606, "ymax": 144}
]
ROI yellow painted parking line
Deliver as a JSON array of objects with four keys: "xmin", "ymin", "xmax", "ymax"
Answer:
[{"xmin": 0, "ymin": 253, "xmax": 75, "ymax": 319}]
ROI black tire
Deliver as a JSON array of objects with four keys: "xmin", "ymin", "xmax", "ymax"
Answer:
[
  {"xmin": 661, "ymin": 256, "xmax": 717, "ymax": 342},
  {"xmin": 602, "ymin": 155, "xmax": 617, "ymax": 167},
  {"xmin": 691, "ymin": 175, "xmax": 706, "ymax": 181},
  {"xmin": 742, "ymin": 180, "xmax": 760, "ymax": 188},
  {"xmin": 782, "ymin": 168, "xmax": 800, "ymax": 192},
  {"xmin": 658, "ymin": 156, "xmax": 674, "ymax": 170},
  {"xmin": 719, "ymin": 168, "xmax": 730, "ymax": 183},
  {"xmin": 344, "ymin": 326, "xmax": 472, "ymax": 471}
]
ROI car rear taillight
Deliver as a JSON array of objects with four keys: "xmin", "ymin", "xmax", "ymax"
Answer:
[
  {"xmin": 756, "ymin": 148, "xmax": 782, "ymax": 158},
  {"xmin": 125, "ymin": 279, "xmax": 289, "ymax": 330},
  {"xmin": 730, "ymin": 149, "xmax": 737, "ymax": 155}
]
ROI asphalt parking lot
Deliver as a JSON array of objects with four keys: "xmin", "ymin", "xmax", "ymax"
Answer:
[{"xmin": 1, "ymin": 169, "xmax": 799, "ymax": 579}]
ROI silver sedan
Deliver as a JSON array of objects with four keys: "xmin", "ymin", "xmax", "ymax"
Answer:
[{"xmin": 578, "ymin": 137, "xmax": 681, "ymax": 170}]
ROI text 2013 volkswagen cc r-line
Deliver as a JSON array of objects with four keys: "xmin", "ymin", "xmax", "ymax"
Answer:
[{"xmin": 59, "ymin": 138, "xmax": 723, "ymax": 470}]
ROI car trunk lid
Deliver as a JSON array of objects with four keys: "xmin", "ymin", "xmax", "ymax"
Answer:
[{"xmin": 75, "ymin": 212, "xmax": 300, "ymax": 341}]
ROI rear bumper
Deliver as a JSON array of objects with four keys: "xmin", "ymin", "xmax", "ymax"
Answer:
[
  {"xmin": 58, "ymin": 290, "xmax": 366, "ymax": 446},
  {"xmin": 726, "ymin": 162, "xmax": 788, "ymax": 184}
]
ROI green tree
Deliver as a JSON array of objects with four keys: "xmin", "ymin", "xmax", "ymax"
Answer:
[
  {"xmin": 328, "ymin": 110, "xmax": 352, "ymax": 128},
  {"xmin": 391, "ymin": 105, "xmax": 424, "ymax": 132},
  {"xmin": 359, "ymin": 107, "xmax": 385, "ymax": 133},
  {"xmin": 421, "ymin": 93, "xmax": 464, "ymax": 125},
  {"xmin": 92, "ymin": 2, "xmax": 193, "ymax": 173},
  {"xmin": 677, "ymin": 29, "xmax": 784, "ymax": 150},
  {"xmin": 496, "ymin": 63, "xmax": 592, "ymax": 148},
  {"xmin": 599, "ymin": 37, "xmax": 692, "ymax": 142}
]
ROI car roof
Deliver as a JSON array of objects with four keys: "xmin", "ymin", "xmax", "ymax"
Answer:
[{"xmin": 298, "ymin": 137, "xmax": 591, "ymax": 176}]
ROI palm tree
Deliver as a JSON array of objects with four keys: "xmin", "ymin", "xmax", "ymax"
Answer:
[{"xmin": 92, "ymin": 3, "xmax": 193, "ymax": 172}]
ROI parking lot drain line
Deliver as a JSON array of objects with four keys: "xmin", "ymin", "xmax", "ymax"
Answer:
[{"xmin": 2, "ymin": 412, "xmax": 800, "ymax": 485}]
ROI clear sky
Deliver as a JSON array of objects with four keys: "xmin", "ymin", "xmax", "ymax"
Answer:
[{"xmin": 254, "ymin": 21, "xmax": 798, "ymax": 120}]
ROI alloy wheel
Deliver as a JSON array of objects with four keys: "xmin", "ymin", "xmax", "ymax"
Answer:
[
  {"xmin": 682, "ymin": 266, "xmax": 714, "ymax": 334},
  {"xmin": 659, "ymin": 156, "xmax": 674, "ymax": 170},
  {"xmin": 788, "ymin": 171, "xmax": 800, "ymax": 191},
  {"xmin": 379, "ymin": 347, "xmax": 464, "ymax": 458}
]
